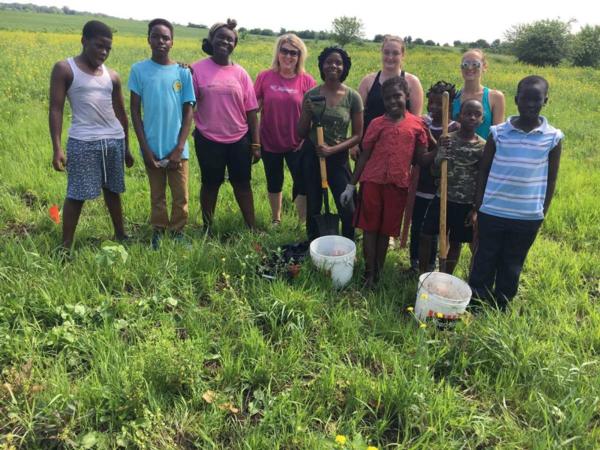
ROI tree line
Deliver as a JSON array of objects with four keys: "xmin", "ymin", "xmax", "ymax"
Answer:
[{"xmin": 3, "ymin": 4, "xmax": 599, "ymax": 68}]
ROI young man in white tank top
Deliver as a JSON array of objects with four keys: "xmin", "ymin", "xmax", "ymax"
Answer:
[{"xmin": 49, "ymin": 20, "xmax": 134, "ymax": 250}]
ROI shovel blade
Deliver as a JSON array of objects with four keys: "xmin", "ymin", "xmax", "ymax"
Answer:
[{"xmin": 314, "ymin": 213, "xmax": 340, "ymax": 237}]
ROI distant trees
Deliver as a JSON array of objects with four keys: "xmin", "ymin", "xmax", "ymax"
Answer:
[
  {"xmin": 0, "ymin": 2, "xmax": 109, "ymax": 17},
  {"xmin": 248, "ymin": 28, "xmax": 275, "ymax": 36},
  {"xmin": 187, "ymin": 23, "xmax": 207, "ymax": 29},
  {"xmin": 571, "ymin": 25, "xmax": 600, "ymax": 67},
  {"xmin": 505, "ymin": 19, "xmax": 571, "ymax": 66},
  {"xmin": 331, "ymin": 16, "xmax": 364, "ymax": 46}
]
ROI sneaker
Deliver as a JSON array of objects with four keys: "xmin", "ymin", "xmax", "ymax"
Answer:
[
  {"xmin": 172, "ymin": 231, "xmax": 192, "ymax": 248},
  {"xmin": 151, "ymin": 231, "xmax": 162, "ymax": 250},
  {"xmin": 115, "ymin": 234, "xmax": 131, "ymax": 245}
]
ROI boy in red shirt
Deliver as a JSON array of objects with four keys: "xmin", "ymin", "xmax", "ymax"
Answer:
[{"xmin": 341, "ymin": 76, "xmax": 428, "ymax": 287}]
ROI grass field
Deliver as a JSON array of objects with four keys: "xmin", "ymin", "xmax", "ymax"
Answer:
[{"xmin": 1, "ymin": 10, "xmax": 600, "ymax": 450}]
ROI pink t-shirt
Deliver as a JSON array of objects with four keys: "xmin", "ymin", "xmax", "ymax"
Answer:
[
  {"xmin": 191, "ymin": 58, "xmax": 258, "ymax": 144},
  {"xmin": 254, "ymin": 70, "xmax": 316, "ymax": 153},
  {"xmin": 360, "ymin": 113, "xmax": 428, "ymax": 188}
]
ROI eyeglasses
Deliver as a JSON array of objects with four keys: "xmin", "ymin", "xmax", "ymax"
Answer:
[
  {"xmin": 279, "ymin": 47, "xmax": 300, "ymax": 57},
  {"xmin": 460, "ymin": 60, "xmax": 482, "ymax": 70}
]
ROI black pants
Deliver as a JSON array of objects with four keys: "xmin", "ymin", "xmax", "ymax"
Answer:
[
  {"xmin": 410, "ymin": 195, "xmax": 437, "ymax": 266},
  {"xmin": 261, "ymin": 149, "xmax": 302, "ymax": 198},
  {"xmin": 300, "ymin": 140, "xmax": 354, "ymax": 241},
  {"xmin": 469, "ymin": 212, "xmax": 542, "ymax": 309}
]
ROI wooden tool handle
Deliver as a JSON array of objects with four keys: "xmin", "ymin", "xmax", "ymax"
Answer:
[
  {"xmin": 439, "ymin": 159, "xmax": 448, "ymax": 259},
  {"xmin": 316, "ymin": 126, "xmax": 328, "ymax": 189},
  {"xmin": 439, "ymin": 91, "xmax": 449, "ymax": 259},
  {"xmin": 442, "ymin": 91, "xmax": 449, "ymax": 137}
]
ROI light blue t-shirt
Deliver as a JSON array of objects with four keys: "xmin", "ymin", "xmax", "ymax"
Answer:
[
  {"xmin": 128, "ymin": 60, "xmax": 195, "ymax": 160},
  {"xmin": 480, "ymin": 116, "xmax": 563, "ymax": 220}
]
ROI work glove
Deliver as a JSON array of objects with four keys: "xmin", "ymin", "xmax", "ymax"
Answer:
[{"xmin": 340, "ymin": 184, "xmax": 356, "ymax": 212}]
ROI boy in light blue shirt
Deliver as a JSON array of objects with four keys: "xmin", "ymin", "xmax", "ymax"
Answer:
[
  {"xmin": 469, "ymin": 75, "xmax": 563, "ymax": 309},
  {"xmin": 129, "ymin": 18, "xmax": 195, "ymax": 248}
]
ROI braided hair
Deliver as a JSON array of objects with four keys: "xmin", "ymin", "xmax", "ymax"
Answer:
[{"xmin": 426, "ymin": 80, "xmax": 457, "ymax": 103}]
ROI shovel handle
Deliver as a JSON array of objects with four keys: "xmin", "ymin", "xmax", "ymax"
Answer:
[
  {"xmin": 317, "ymin": 126, "xmax": 328, "ymax": 189},
  {"xmin": 439, "ymin": 92, "xmax": 449, "ymax": 260},
  {"xmin": 442, "ymin": 91, "xmax": 449, "ymax": 138}
]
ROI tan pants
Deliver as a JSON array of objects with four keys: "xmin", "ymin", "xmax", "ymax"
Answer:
[{"xmin": 146, "ymin": 160, "xmax": 189, "ymax": 231}]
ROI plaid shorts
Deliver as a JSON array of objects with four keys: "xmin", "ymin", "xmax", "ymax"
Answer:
[{"xmin": 66, "ymin": 138, "xmax": 125, "ymax": 200}]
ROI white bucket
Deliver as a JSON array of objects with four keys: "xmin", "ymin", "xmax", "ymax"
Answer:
[
  {"xmin": 415, "ymin": 272, "xmax": 472, "ymax": 321},
  {"xmin": 310, "ymin": 235, "xmax": 356, "ymax": 288}
]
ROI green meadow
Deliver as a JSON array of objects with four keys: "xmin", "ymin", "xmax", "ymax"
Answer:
[{"xmin": 0, "ymin": 10, "xmax": 599, "ymax": 449}]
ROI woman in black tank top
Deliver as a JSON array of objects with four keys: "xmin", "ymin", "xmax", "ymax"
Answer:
[
  {"xmin": 357, "ymin": 35, "xmax": 424, "ymax": 131},
  {"xmin": 364, "ymin": 70, "xmax": 410, "ymax": 132}
]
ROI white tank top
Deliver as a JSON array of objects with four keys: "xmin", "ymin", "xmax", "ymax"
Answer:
[{"xmin": 66, "ymin": 57, "xmax": 125, "ymax": 141}]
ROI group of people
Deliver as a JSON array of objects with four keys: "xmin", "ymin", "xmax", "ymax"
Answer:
[{"xmin": 49, "ymin": 19, "xmax": 563, "ymax": 309}]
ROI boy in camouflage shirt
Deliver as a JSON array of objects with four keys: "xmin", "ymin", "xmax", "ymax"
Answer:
[{"xmin": 418, "ymin": 99, "xmax": 486, "ymax": 274}]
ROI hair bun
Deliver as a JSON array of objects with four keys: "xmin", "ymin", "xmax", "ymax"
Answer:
[{"xmin": 226, "ymin": 18, "xmax": 237, "ymax": 30}]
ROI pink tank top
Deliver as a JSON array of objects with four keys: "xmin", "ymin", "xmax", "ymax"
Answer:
[{"xmin": 66, "ymin": 57, "xmax": 124, "ymax": 141}]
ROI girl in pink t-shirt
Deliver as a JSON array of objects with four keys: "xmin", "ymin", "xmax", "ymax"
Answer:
[
  {"xmin": 191, "ymin": 19, "xmax": 260, "ymax": 230},
  {"xmin": 255, "ymin": 34, "xmax": 316, "ymax": 226}
]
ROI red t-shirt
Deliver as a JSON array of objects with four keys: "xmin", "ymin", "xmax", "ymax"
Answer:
[
  {"xmin": 254, "ymin": 70, "xmax": 316, "ymax": 153},
  {"xmin": 360, "ymin": 113, "xmax": 428, "ymax": 188}
]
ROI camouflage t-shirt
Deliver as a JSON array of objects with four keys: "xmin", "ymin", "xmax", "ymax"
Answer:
[{"xmin": 434, "ymin": 131, "xmax": 486, "ymax": 204}]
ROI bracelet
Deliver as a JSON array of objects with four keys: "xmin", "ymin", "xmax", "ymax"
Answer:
[{"xmin": 250, "ymin": 143, "xmax": 261, "ymax": 149}]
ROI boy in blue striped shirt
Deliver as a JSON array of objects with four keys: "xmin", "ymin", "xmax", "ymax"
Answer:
[{"xmin": 469, "ymin": 76, "xmax": 563, "ymax": 309}]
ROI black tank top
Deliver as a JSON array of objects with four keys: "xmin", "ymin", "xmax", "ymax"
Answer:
[{"xmin": 363, "ymin": 70, "xmax": 410, "ymax": 132}]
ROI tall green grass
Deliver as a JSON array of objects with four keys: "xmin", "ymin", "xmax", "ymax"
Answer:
[{"xmin": 0, "ymin": 12, "xmax": 599, "ymax": 449}]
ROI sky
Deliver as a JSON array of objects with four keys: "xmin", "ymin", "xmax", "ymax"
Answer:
[{"xmin": 10, "ymin": 0, "xmax": 600, "ymax": 43}]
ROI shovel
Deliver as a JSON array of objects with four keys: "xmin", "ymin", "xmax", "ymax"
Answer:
[
  {"xmin": 310, "ymin": 95, "xmax": 340, "ymax": 237},
  {"xmin": 439, "ymin": 91, "xmax": 450, "ymax": 272}
]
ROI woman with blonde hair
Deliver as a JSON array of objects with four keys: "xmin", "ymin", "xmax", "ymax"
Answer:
[
  {"xmin": 255, "ymin": 34, "xmax": 316, "ymax": 225},
  {"xmin": 357, "ymin": 35, "xmax": 424, "ymax": 134},
  {"xmin": 452, "ymin": 48, "xmax": 505, "ymax": 138}
]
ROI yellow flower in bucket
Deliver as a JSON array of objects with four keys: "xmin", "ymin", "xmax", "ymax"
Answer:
[
  {"xmin": 420, "ymin": 293, "xmax": 428, "ymax": 300},
  {"xmin": 436, "ymin": 312, "xmax": 444, "ymax": 319}
]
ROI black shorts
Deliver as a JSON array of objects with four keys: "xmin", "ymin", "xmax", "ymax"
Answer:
[
  {"xmin": 193, "ymin": 129, "xmax": 251, "ymax": 186},
  {"xmin": 422, "ymin": 197, "xmax": 474, "ymax": 243}
]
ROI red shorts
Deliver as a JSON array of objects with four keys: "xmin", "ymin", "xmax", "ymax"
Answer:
[{"xmin": 355, "ymin": 182, "xmax": 408, "ymax": 236}]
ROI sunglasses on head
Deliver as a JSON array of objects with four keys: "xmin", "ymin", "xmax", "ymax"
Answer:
[
  {"xmin": 280, "ymin": 47, "xmax": 300, "ymax": 57},
  {"xmin": 460, "ymin": 60, "xmax": 482, "ymax": 70}
]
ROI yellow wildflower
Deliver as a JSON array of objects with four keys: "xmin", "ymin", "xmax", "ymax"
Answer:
[
  {"xmin": 419, "ymin": 323, "xmax": 427, "ymax": 329},
  {"xmin": 367, "ymin": 447, "xmax": 378, "ymax": 450},
  {"xmin": 436, "ymin": 312, "xmax": 444, "ymax": 319},
  {"xmin": 335, "ymin": 435, "xmax": 347, "ymax": 445},
  {"xmin": 406, "ymin": 306, "xmax": 414, "ymax": 312}
]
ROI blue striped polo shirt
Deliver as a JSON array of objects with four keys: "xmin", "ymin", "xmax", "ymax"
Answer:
[{"xmin": 480, "ymin": 116, "xmax": 563, "ymax": 220}]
